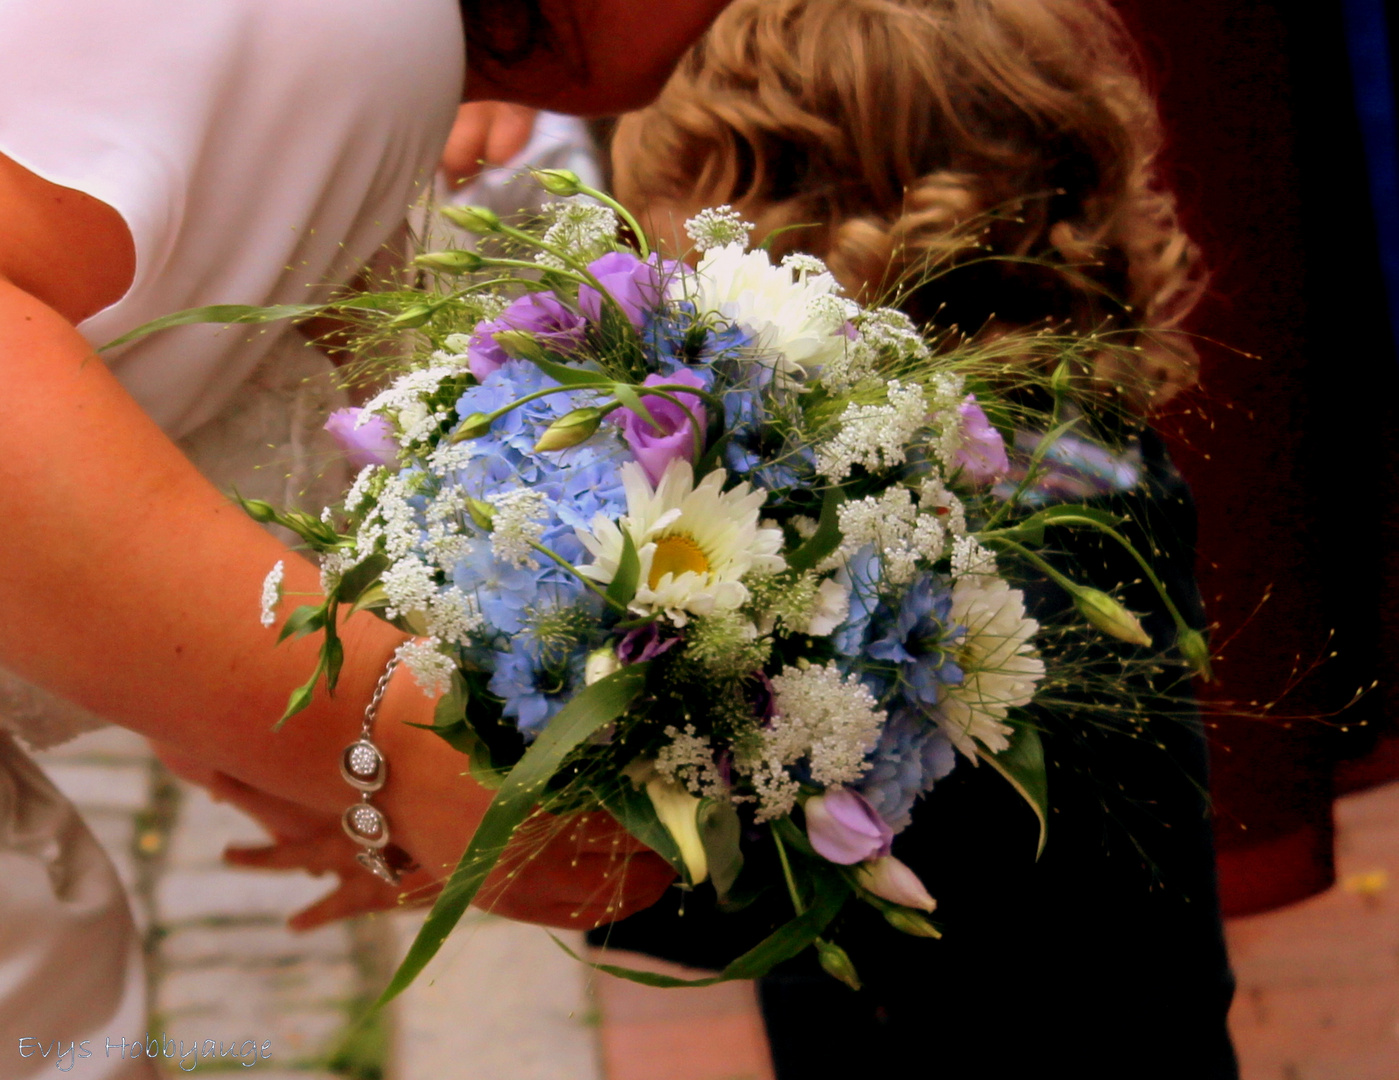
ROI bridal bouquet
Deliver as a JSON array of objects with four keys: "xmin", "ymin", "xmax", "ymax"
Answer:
[{"xmin": 236, "ymin": 172, "xmax": 1207, "ymax": 998}]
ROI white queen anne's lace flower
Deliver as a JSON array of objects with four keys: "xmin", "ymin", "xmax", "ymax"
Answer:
[
  {"xmin": 816, "ymin": 380, "xmax": 928, "ymax": 481},
  {"xmin": 671, "ymin": 243, "xmax": 853, "ymax": 388},
  {"xmin": 535, "ymin": 198, "xmax": 619, "ymax": 268},
  {"xmin": 396, "ymin": 638, "xmax": 456, "ymax": 697},
  {"xmin": 575, "ymin": 460, "xmax": 785, "ymax": 626},
  {"xmin": 259, "ymin": 561, "xmax": 285, "ymax": 628},
  {"xmin": 358, "ymin": 365, "xmax": 463, "ymax": 449},
  {"xmin": 684, "ymin": 206, "xmax": 754, "ymax": 251},
  {"xmin": 740, "ymin": 663, "xmax": 886, "ymax": 820},
  {"xmin": 487, "ymin": 488, "xmax": 549, "ymax": 568},
  {"xmin": 934, "ymin": 577, "xmax": 1045, "ymax": 757}
]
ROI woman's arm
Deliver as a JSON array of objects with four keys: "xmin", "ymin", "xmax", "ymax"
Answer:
[{"xmin": 0, "ymin": 154, "xmax": 671, "ymax": 920}]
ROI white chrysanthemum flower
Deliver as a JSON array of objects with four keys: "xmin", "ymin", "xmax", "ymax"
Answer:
[
  {"xmin": 671, "ymin": 243, "xmax": 853, "ymax": 388},
  {"xmin": 791, "ymin": 577, "xmax": 851, "ymax": 637},
  {"xmin": 685, "ymin": 206, "xmax": 754, "ymax": 251},
  {"xmin": 259, "ymin": 561, "xmax": 285, "ymax": 628},
  {"xmin": 487, "ymin": 488, "xmax": 549, "ymax": 568},
  {"xmin": 396, "ymin": 638, "xmax": 456, "ymax": 697},
  {"xmin": 935, "ymin": 577, "xmax": 1045, "ymax": 758},
  {"xmin": 576, "ymin": 460, "xmax": 785, "ymax": 626}
]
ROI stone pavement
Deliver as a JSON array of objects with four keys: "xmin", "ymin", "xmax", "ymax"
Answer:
[
  {"xmin": 33, "ymin": 727, "xmax": 602, "ymax": 1080},
  {"xmin": 34, "ymin": 724, "xmax": 1399, "ymax": 1079}
]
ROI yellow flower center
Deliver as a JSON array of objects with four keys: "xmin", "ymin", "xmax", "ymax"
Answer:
[{"xmin": 648, "ymin": 533, "xmax": 710, "ymax": 588}]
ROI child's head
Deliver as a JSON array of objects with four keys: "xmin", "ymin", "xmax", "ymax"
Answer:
[{"xmin": 611, "ymin": 0, "xmax": 1204, "ymax": 410}]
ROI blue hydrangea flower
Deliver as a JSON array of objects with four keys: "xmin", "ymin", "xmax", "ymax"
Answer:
[
  {"xmin": 488, "ymin": 632, "xmax": 588, "ymax": 739},
  {"xmin": 867, "ymin": 574, "xmax": 964, "ymax": 706},
  {"xmin": 858, "ymin": 709, "xmax": 957, "ymax": 832}
]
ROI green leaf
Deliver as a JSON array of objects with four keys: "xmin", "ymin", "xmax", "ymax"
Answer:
[
  {"xmin": 102, "ymin": 303, "xmax": 325, "ymax": 351},
  {"xmin": 591, "ymin": 780, "xmax": 687, "ymax": 880},
  {"xmin": 787, "ymin": 486, "xmax": 844, "ymax": 573},
  {"xmin": 982, "ymin": 503, "xmax": 1125, "ymax": 547},
  {"xmin": 551, "ymin": 873, "xmax": 849, "ymax": 988},
  {"xmin": 373, "ymin": 664, "xmax": 652, "ymax": 1010},
  {"xmin": 697, "ymin": 798, "xmax": 744, "ymax": 903},
  {"xmin": 275, "ymin": 655, "xmax": 326, "ymax": 730},
  {"xmin": 276, "ymin": 604, "xmax": 327, "ymax": 644},
  {"xmin": 523, "ymin": 352, "xmax": 611, "ymax": 388},
  {"xmin": 610, "ymin": 382, "xmax": 660, "ymax": 432},
  {"xmin": 605, "ymin": 529, "xmax": 641, "ymax": 608},
  {"xmin": 346, "ymin": 583, "xmax": 391, "ymax": 618},
  {"xmin": 323, "ymin": 630, "xmax": 345, "ymax": 694},
  {"xmin": 334, "ymin": 554, "xmax": 390, "ymax": 606},
  {"xmin": 101, "ymin": 294, "xmax": 388, "ymax": 351},
  {"xmin": 978, "ymin": 721, "xmax": 1049, "ymax": 859}
]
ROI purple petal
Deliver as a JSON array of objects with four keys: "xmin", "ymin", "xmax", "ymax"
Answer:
[
  {"xmin": 955, "ymin": 394, "xmax": 1009, "ymax": 485},
  {"xmin": 324, "ymin": 408, "xmax": 399, "ymax": 470},
  {"xmin": 614, "ymin": 370, "xmax": 708, "ymax": 485},
  {"xmin": 805, "ymin": 788, "xmax": 894, "ymax": 865}
]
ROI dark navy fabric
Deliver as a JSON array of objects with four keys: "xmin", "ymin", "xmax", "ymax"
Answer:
[{"xmin": 590, "ymin": 429, "xmax": 1238, "ymax": 1078}]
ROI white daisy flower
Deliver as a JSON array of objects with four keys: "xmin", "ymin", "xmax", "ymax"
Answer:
[
  {"xmin": 575, "ymin": 460, "xmax": 786, "ymax": 626},
  {"xmin": 935, "ymin": 576, "xmax": 1045, "ymax": 758},
  {"xmin": 671, "ymin": 243, "xmax": 854, "ymax": 388}
]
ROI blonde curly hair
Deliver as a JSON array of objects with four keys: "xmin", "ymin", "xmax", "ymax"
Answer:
[{"xmin": 611, "ymin": 0, "xmax": 1205, "ymax": 410}]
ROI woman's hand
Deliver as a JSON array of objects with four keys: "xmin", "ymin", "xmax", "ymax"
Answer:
[
  {"xmin": 440, "ymin": 102, "xmax": 538, "ymax": 189},
  {"xmin": 158, "ymin": 742, "xmax": 676, "ymax": 931}
]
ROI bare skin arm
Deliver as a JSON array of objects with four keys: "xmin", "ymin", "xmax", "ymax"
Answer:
[{"xmin": 0, "ymin": 153, "xmax": 672, "ymax": 923}]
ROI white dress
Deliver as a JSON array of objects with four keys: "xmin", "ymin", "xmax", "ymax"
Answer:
[{"xmin": 0, "ymin": 1, "xmax": 464, "ymax": 1072}]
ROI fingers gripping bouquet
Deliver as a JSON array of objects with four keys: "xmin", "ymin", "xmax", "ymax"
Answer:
[{"xmin": 251, "ymin": 172, "xmax": 1207, "ymax": 997}]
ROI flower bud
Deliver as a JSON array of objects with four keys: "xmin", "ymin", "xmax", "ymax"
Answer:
[
  {"xmin": 533, "ymin": 168, "xmax": 584, "ymax": 197},
  {"xmin": 398, "ymin": 609, "xmax": 430, "ymax": 636},
  {"xmin": 584, "ymin": 647, "xmax": 621, "ymax": 686},
  {"xmin": 240, "ymin": 498, "xmax": 278, "ymax": 524},
  {"xmin": 815, "ymin": 939, "xmax": 862, "ymax": 991},
  {"xmin": 1050, "ymin": 358, "xmax": 1074, "ymax": 398},
  {"xmin": 413, "ymin": 249, "xmax": 484, "ymax": 274},
  {"xmin": 856, "ymin": 855, "xmax": 937, "ymax": 912},
  {"xmin": 645, "ymin": 778, "xmax": 709, "ymax": 885},
  {"xmin": 450, "ymin": 413, "xmax": 494, "ymax": 443},
  {"xmin": 535, "ymin": 407, "xmax": 603, "ymax": 452},
  {"xmin": 1177, "ymin": 627, "xmax": 1213, "ymax": 682},
  {"xmin": 491, "ymin": 329, "xmax": 548, "ymax": 364},
  {"xmin": 441, "ymin": 204, "xmax": 502, "ymax": 233},
  {"xmin": 883, "ymin": 908, "xmax": 943, "ymax": 939},
  {"xmin": 387, "ymin": 303, "xmax": 435, "ymax": 329},
  {"xmin": 465, "ymin": 497, "xmax": 495, "ymax": 532},
  {"xmin": 1072, "ymin": 586, "xmax": 1152, "ymax": 647}
]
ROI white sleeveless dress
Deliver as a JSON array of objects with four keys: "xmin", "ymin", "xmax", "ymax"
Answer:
[{"xmin": 0, "ymin": 2, "xmax": 464, "ymax": 1072}]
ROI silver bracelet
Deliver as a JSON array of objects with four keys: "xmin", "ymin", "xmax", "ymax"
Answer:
[{"xmin": 340, "ymin": 655, "xmax": 416, "ymax": 885}]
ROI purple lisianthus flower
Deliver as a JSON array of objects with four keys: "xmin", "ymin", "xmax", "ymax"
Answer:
[
  {"xmin": 467, "ymin": 290, "xmax": 586, "ymax": 381},
  {"xmin": 324, "ymin": 408, "xmax": 398, "ymax": 470},
  {"xmin": 578, "ymin": 251, "xmax": 670, "ymax": 329},
  {"xmin": 955, "ymin": 394, "xmax": 1009, "ymax": 485},
  {"xmin": 613, "ymin": 369, "xmax": 708, "ymax": 484},
  {"xmin": 804, "ymin": 788, "xmax": 894, "ymax": 865},
  {"xmin": 617, "ymin": 622, "xmax": 681, "ymax": 664}
]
